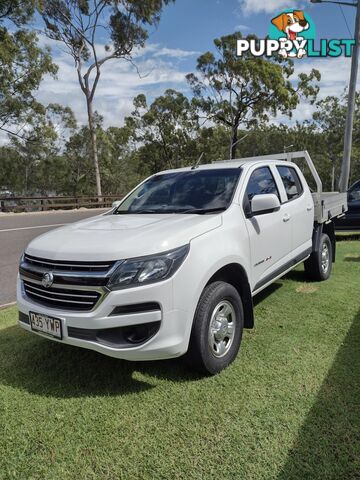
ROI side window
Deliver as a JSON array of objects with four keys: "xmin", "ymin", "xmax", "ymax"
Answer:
[
  {"xmin": 277, "ymin": 166, "xmax": 304, "ymax": 201},
  {"xmin": 349, "ymin": 181, "xmax": 360, "ymax": 202},
  {"xmin": 246, "ymin": 167, "xmax": 279, "ymax": 202}
]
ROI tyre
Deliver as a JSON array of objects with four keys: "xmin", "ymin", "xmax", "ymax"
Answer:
[
  {"xmin": 187, "ymin": 281, "xmax": 244, "ymax": 375},
  {"xmin": 304, "ymin": 233, "xmax": 332, "ymax": 281}
]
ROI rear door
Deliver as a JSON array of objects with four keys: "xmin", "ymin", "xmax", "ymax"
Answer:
[
  {"xmin": 275, "ymin": 165, "xmax": 314, "ymax": 256},
  {"xmin": 243, "ymin": 165, "xmax": 292, "ymax": 292}
]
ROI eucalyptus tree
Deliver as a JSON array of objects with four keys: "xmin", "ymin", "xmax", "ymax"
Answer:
[
  {"xmin": 39, "ymin": 0, "xmax": 175, "ymax": 198},
  {"xmin": 0, "ymin": 1, "xmax": 57, "ymax": 139},
  {"xmin": 126, "ymin": 89, "xmax": 200, "ymax": 173},
  {"xmin": 7, "ymin": 104, "xmax": 77, "ymax": 193},
  {"xmin": 187, "ymin": 32, "xmax": 321, "ymax": 159},
  {"xmin": 313, "ymin": 92, "xmax": 360, "ymax": 188}
]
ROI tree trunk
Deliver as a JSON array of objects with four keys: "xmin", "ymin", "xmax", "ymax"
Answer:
[
  {"xmin": 25, "ymin": 165, "xmax": 29, "ymax": 193},
  {"xmin": 86, "ymin": 97, "xmax": 102, "ymax": 200},
  {"xmin": 230, "ymin": 126, "xmax": 239, "ymax": 160}
]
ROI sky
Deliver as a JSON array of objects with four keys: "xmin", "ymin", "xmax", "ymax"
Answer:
[{"xmin": 18, "ymin": 0, "xmax": 360, "ymax": 130}]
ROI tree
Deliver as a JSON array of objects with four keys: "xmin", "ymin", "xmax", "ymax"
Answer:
[
  {"xmin": 63, "ymin": 125, "xmax": 96, "ymax": 195},
  {"xmin": 0, "ymin": 1, "xmax": 57, "ymax": 138},
  {"xmin": 0, "ymin": 1, "xmax": 35, "ymax": 23},
  {"xmin": 39, "ymin": 0, "xmax": 175, "ymax": 198},
  {"xmin": 187, "ymin": 32, "xmax": 321, "ymax": 159},
  {"xmin": 62, "ymin": 117, "xmax": 139, "ymax": 196},
  {"xmin": 126, "ymin": 89, "xmax": 200, "ymax": 173},
  {"xmin": 104, "ymin": 125, "xmax": 142, "ymax": 194},
  {"xmin": 237, "ymin": 123, "xmax": 333, "ymax": 190},
  {"xmin": 2, "ymin": 104, "xmax": 77, "ymax": 194},
  {"xmin": 195, "ymin": 126, "xmax": 230, "ymax": 164},
  {"xmin": 313, "ymin": 92, "xmax": 360, "ymax": 188}
]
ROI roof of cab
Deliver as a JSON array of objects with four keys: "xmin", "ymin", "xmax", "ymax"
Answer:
[{"xmin": 157, "ymin": 159, "xmax": 292, "ymax": 175}]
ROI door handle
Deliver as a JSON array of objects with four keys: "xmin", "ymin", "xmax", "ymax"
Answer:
[
  {"xmin": 283, "ymin": 213, "xmax": 291, "ymax": 222},
  {"xmin": 307, "ymin": 205, "xmax": 313, "ymax": 211}
]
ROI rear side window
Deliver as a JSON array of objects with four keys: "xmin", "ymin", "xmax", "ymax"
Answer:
[
  {"xmin": 349, "ymin": 181, "xmax": 360, "ymax": 201},
  {"xmin": 246, "ymin": 167, "xmax": 279, "ymax": 201},
  {"xmin": 277, "ymin": 166, "xmax": 304, "ymax": 201}
]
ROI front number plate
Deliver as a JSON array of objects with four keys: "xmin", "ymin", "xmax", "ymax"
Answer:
[{"xmin": 29, "ymin": 312, "xmax": 62, "ymax": 339}]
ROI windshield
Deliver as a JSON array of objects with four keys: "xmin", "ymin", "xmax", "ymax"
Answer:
[{"xmin": 114, "ymin": 168, "xmax": 241, "ymax": 215}]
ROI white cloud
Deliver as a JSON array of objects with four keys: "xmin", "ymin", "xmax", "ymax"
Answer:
[
  {"xmin": 104, "ymin": 43, "xmax": 199, "ymax": 60},
  {"xmin": 234, "ymin": 24, "xmax": 250, "ymax": 32},
  {"xmin": 33, "ymin": 41, "xmax": 191, "ymax": 129},
  {"xmin": 239, "ymin": 0, "xmax": 308, "ymax": 15},
  {"xmin": 0, "ymin": 40, "xmax": 193, "ymax": 145},
  {"xmin": 153, "ymin": 47, "xmax": 200, "ymax": 58},
  {"xmin": 275, "ymin": 56, "xmax": 359, "ymax": 124},
  {"xmin": 294, "ymin": 57, "xmax": 357, "ymax": 98}
]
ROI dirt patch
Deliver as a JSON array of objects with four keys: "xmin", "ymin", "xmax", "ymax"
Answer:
[{"xmin": 296, "ymin": 284, "xmax": 319, "ymax": 294}]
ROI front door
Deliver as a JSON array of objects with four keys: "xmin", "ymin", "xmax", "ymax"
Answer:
[{"xmin": 243, "ymin": 166, "xmax": 292, "ymax": 292}]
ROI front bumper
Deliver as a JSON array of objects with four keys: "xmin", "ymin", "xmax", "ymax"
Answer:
[{"xmin": 17, "ymin": 276, "xmax": 191, "ymax": 361}]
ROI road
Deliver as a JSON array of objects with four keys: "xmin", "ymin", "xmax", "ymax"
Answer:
[{"xmin": 0, "ymin": 209, "xmax": 107, "ymax": 307}]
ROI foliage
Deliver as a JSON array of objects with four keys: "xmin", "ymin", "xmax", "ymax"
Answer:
[
  {"xmin": 187, "ymin": 32, "xmax": 321, "ymax": 159},
  {"xmin": 313, "ymin": 92, "xmax": 360, "ymax": 186},
  {"xmin": 0, "ymin": 0, "xmax": 35, "ymax": 25},
  {"xmin": 126, "ymin": 89, "xmax": 200, "ymax": 174},
  {"xmin": 103, "ymin": 126, "xmax": 143, "ymax": 194},
  {"xmin": 58, "ymin": 118, "xmax": 140, "ymax": 196},
  {"xmin": 0, "ymin": 2, "xmax": 57, "ymax": 138},
  {"xmin": 0, "ymin": 104, "xmax": 77, "ymax": 193}
]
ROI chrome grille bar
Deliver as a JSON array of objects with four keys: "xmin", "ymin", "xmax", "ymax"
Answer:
[
  {"xmin": 23, "ymin": 280, "xmax": 103, "ymax": 312},
  {"xmin": 24, "ymin": 254, "xmax": 115, "ymax": 272},
  {"xmin": 24, "ymin": 282, "xmax": 98, "ymax": 299},
  {"xmin": 25, "ymin": 290, "xmax": 94, "ymax": 306}
]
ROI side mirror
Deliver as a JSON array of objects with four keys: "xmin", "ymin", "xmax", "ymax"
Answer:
[{"xmin": 251, "ymin": 194, "xmax": 281, "ymax": 216}]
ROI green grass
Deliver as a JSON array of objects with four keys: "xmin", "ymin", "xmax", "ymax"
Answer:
[
  {"xmin": 1, "ymin": 242, "xmax": 359, "ymax": 480},
  {"xmin": 336, "ymin": 231, "xmax": 360, "ymax": 241}
]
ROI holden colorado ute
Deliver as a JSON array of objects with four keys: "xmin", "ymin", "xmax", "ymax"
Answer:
[{"xmin": 17, "ymin": 151, "xmax": 347, "ymax": 375}]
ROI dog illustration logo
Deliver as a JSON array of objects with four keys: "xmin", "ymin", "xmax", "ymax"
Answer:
[{"xmin": 269, "ymin": 10, "xmax": 315, "ymax": 59}]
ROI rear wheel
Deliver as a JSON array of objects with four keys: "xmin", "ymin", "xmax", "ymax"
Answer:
[
  {"xmin": 304, "ymin": 233, "xmax": 332, "ymax": 281},
  {"xmin": 186, "ymin": 281, "xmax": 244, "ymax": 375}
]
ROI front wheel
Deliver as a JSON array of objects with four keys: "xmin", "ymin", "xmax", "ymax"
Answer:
[
  {"xmin": 186, "ymin": 281, "xmax": 244, "ymax": 375},
  {"xmin": 304, "ymin": 233, "xmax": 332, "ymax": 281}
]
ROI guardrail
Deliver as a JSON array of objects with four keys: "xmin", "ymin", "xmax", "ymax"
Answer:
[{"xmin": 0, "ymin": 195, "xmax": 122, "ymax": 213}]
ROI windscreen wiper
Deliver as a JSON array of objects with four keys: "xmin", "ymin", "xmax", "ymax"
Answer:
[
  {"xmin": 132, "ymin": 209, "xmax": 160, "ymax": 214},
  {"xmin": 180, "ymin": 207, "xmax": 227, "ymax": 215}
]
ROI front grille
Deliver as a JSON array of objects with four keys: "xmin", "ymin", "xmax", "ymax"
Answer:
[
  {"xmin": 20, "ymin": 253, "xmax": 119, "ymax": 292},
  {"xmin": 24, "ymin": 254, "xmax": 114, "ymax": 273},
  {"xmin": 23, "ymin": 280, "xmax": 102, "ymax": 312}
]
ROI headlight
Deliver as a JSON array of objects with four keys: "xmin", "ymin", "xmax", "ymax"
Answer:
[{"xmin": 108, "ymin": 245, "xmax": 190, "ymax": 290}]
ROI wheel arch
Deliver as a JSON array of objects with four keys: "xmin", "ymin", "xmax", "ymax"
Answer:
[
  {"xmin": 312, "ymin": 222, "xmax": 336, "ymax": 262},
  {"xmin": 205, "ymin": 263, "xmax": 254, "ymax": 329}
]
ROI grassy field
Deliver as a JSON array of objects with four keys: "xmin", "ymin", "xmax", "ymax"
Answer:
[{"xmin": 0, "ymin": 242, "xmax": 359, "ymax": 480}]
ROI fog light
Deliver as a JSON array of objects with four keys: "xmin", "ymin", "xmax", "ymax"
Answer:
[{"xmin": 122, "ymin": 323, "xmax": 160, "ymax": 344}]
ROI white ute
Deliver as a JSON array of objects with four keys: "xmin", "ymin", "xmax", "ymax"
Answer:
[{"xmin": 17, "ymin": 151, "xmax": 347, "ymax": 374}]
